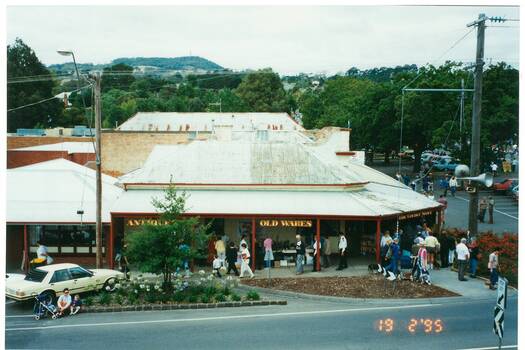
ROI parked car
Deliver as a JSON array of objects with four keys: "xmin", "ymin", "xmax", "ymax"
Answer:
[
  {"xmin": 432, "ymin": 157, "xmax": 458, "ymax": 171},
  {"xmin": 492, "ymin": 179, "xmax": 518, "ymax": 194},
  {"xmin": 5, "ymin": 263, "xmax": 124, "ymax": 303},
  {"xmin": 511, "ymin": 185, "xmax": 519, "ymax": 201}
]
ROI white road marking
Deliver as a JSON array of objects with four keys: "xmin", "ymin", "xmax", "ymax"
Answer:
[
  {"xmin": 456, "ymin": 345, "xmax": 517, "ymax": 350},
  {"xmin": 455, "ymin": 197, "xmax": 518, "ymax": 220},
  {"xmin": 5, "ymin": 303, "xmax": 439, "ymax": 331},
  {"xmin": 5, "ymin": 315, "xmax": 34, "ymax": 318}
]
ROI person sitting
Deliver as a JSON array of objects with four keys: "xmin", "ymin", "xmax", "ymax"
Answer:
[
  {"xmin": 70, "ymin": 294, "xmax": 82, "ymax": 315},
  {"xmin": 57, "ymin": 288, "xmax": 72, "ymax": 316},
  {"xmin": 212, "ymin": 255, "xmax": 223, "ymax": 278}
]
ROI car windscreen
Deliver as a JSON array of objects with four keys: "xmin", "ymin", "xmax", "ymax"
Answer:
[{"xmin": 24, "ymin": 268, "xmax": 48, "ymax": 282}]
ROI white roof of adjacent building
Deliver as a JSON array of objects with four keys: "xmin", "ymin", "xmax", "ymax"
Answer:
[
  {"xmin": 119, "ymin": 141, "xmax": 353, "ymax": 185},
  {"xmin": 116, "ymin": 112, "xmax": 303, "ymax": 132},
  {"xmin": 13, "ymin": 142, "xmax": 95, "ymax": 154},
  {"xmin": 6, "ymin": 159, "xmax": 122, "ymax": 223},
  {"xmin": 111, "ymin": 185, "xmax": 440, "ymax": 218}
]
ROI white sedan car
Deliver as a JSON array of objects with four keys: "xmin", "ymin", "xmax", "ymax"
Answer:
[{"xmin": 5, "ymin": 263, "xmax": 124, "ymax": 302}]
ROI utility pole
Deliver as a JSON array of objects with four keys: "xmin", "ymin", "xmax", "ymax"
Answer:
[
  {"xmin": 94, "ymin": 72, "xmax": 103, "ymax": 268},
  {"xmin": 467, "ymin": 13, "xmax": 487, "ymax": 237}
]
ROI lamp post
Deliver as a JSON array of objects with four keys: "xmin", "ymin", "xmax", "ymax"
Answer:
[{"xmin": 57, "ymin": 50, "xmax": 103, "ymax": 268}]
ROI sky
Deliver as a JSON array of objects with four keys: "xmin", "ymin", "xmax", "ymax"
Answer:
[{"xmin": 6, "ymin": 5, "xmax": 521, "ymax": 75}]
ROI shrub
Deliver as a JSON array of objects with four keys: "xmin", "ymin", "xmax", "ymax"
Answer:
[
  {"xmin": 223, "ymin": 287, "xmax": 231, "ymax": 296},
  {"xmin": 173, "ymin": 292, "xmax": 186, "ymax": 303},
  {"xmin": 113, "ymin": 294, "xmax": 124, "ymax": 305},
  {"xmin": 204, "ymin": 286, "xmax": 217, "ymax": 298},
  {"xmin": 98, "ymin": 292, "xmax": 112, "ymax": 305},
  {"xmin": 200, "ymin": 295, "xmax": 210, "ymax": 303},
  {"xmin": 230, "ymin": 293, "xmax": 241, "ymax": 302},
  {"xmin": 215, "ymin": 294, "xmax": 226, "ymax": 302},
  {"xmin": 145, "ymin": 292, "xmax": 158, "ymax": 304},
  {"xmin": 246, "ymin": 291, "xmax": 260, "ymax": 301},
  {"xmin": 84, "ymin": 296, "xmax": 94, "ymax": 306},
  {"xmin": 188, "ymin": 295, "xmax": 198, "ymax": 303}
]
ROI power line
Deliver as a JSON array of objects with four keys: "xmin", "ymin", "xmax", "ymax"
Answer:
[{"xmin": 7, "ymin": 84, "xmax": 91, "ymax": 112}]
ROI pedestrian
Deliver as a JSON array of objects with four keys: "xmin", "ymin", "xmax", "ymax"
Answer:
[
  {"xmin": 511, "ymin": 158, "xmax": 518, "ymax": 173},
  {"xmin": 438, "ymin": 231, "xmax": 449, "ymax": 268},
  {"xmin": 239, "ymin": 234, "xmax": 247, "ymax": 250},
  {"xmin": 386, "ymin": 238, "xmax": 400, "ymax": 275},
  {"xmin": 449, "ymin": 176, "xmax": 458, "ymax": 197},
  {"xmin": 120, "ymin": 244, "xmax": 130, "ymax": 279},
  {"xmin": 423, "ymin": 175, "xmax": 430, "ymax": 193},
  {"xmin": 311, "ymin": 236, "xmax": 321, "ymax": 272},
  {"xmin": 488, "ymin": 247, "xmax": 500, "ymax": 290},
  {"xmin": 226, "ymin": 241, "xmax": 239, "ymax": 276},
  {"xmin": 448, "ymin": 235, "xmax": 457, "ymax": 267},
  {"xmin": 490, "ymin": 161, "xmax": 498, "ymax": 176},
  {"xmin": 36, "ymin": 240, "xmax": 53, "ymax": 265},
  {"xmin": 255, "ymin": 240, "xmax": 264, "ymax": 270},
  {"xmin": 488, "ymin": 196, "xmax": 495, "ymax": 224},
  {"xmin": 212, "ymin": 255, "xmax": 223, "ymax": 278},
  {"xmin": 295, "ymin": 234, "xmax": 305, "ymax": 275},
  {"xmin": 215, "ymin": 236, "xmax": 226, "ymax": 264},
  {"xmin": 239, "ymin": 243, "xmax": 254, "ymax": 279},
  {"xmin": 478, "ymin": 197, "xmax": 488, "ymax": 223},
  {"xmin": 468, "ymin": 240, "xmax": 481, "ymax": 278},
  {"xmin": 424, "ymin": 232, "xmax": 440, "ymax": 270},
  {"xmin": 207, "ymin": 235, "xmax": 217, "ymax": 265},
  {"xmin": 403, "ymin": 174, "xmax": 410, "ymax": 186},
  {"xmin": 442, "ymin": 175, "xmax": 450, "ymax": 197},
  {"xmin": 456, "ymin": 238, "xmax": 470, "ymax": 281},
  {"xmin": 380, "ymin": 230, "xmax": 392, "ymax": 263},
  {"xmin": 263, "ymin": 236, "xmax": 274, "ymax": 269},
  {"xmin": 322, "ymin": 235, "xmax": 331, "ymax": 268},
  {"xmin": 336, "ymin": 232, "xmax": 348, "ymax": 270}
]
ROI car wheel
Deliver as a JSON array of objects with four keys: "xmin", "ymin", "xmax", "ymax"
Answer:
[{"xmin": 103, "ymin": 277, "xmax": 117, "ymax": 292}]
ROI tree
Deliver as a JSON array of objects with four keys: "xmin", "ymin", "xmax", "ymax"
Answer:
[
  {"xmin": 102, "ymin": 63, "xmax": 135, "ymax": 92},
  {"xmin": 7, "ymin": 38, "xmax": 62, "ymax": 131},
  {"xmin": 235, "ymin": 69, "xmax": 288, "ymax": 112},
  {"xmin": 125, "ymin": 187, "xmax": 210, "ymax": 288}
]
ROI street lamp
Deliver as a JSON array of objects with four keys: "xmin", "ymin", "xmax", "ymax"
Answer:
[{"xmin": 57, "ymin": 49, "xmax": 103, "ymax": 269}]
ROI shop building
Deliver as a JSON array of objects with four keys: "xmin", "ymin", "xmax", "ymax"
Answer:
[{"xmin": 7, "ymin": 142, "xmax": 95, "ymax": 169}]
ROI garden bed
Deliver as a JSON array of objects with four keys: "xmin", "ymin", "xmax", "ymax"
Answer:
[{"xmin": 242, "ymin": 275, "xmax": 459, "ymax": 298}]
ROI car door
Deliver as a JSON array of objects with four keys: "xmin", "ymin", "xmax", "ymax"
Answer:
[
  {"xmin": 48, "ymin": 269, "xmax": 74, "ymax": 296},
  {"xmin": 68, "ymin": 267, "xmax": 94, "ymax": 293}
]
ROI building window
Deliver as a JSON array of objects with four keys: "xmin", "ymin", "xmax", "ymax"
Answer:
[{"xmin": 29, "ymin": 225, "xmax": 101, "ymax": 254}]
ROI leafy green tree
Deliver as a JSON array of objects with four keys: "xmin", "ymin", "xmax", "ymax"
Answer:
[
  {"xmin": 102, "ymin": 63, "xmax": 135, "ymax": 92},
  {"xmin": 7, "ymin": 38, "xmax": 62, "ymax": 131},
  {"xmin": 125, "ymin": 187, "xmax": 210, "ymax": 287},
  {"xmin": 235, "ymin": 69, "xmax": 288, "ymax": 112}
]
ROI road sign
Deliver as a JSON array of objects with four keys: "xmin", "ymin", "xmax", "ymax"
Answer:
[
  {"xmin": 497, "ymin": 277, "xmax": 508, "ymax": 309},
  {"xmin": 493, "ymin": 305, "xmax": 504, "ymax": 339}
]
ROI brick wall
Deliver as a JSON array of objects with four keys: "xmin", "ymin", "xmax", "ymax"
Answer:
[
  {"xmin": 7, "ymin": 150, "xmax": 96, "ymax": 169},
  {"xmin": 7, "ymin": 136, "xmax": 94, "ymax": 150},
  {"xmin": 101, "ymin": 131, "xmax": 210, "ymax": 176}
]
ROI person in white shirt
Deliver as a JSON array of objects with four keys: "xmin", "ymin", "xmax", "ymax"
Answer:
[
  {"xmin": 490, "ymin": 162, "xmax": 498, "ymax": 176},
  {"xmin": 312, "ymin": 238, "xmax": 321, "ymax": 272},
  {"xmin": 239, "ymin": 243, "xmax": 254, "ymax": 278},
  {"xmin": 212, "ymin": 255, "xmax": 223, "ymax": 278},
  {"xmin": 488, "ymin": 248, "xmax": 500, "ymax": 290},
  {"xmin": 36, "ymin": 241, "xmax": 53, "ymax": 264},
  {"xmin": 455, "ymin": 238, "xmax": 470, "ymax": 281},
  {"xmin": 57, "ymin": 288, "xmax": 72, "ymax": 316},
  {"xmin": 449, "ymin": 176, "xmax": 458, "ymax": 197},
  {"xmin": 336, "ymin": 233, "xmax": 348, "ymax": 270}
]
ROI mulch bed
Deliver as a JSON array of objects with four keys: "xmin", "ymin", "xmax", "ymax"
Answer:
[{"xmin": 242, "ymin": 275, "xmax": 460, "ymax": 299}]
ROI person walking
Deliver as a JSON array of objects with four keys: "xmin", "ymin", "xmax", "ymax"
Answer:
[
  {"xmin": 263, "ymin": 236, "xmax": 274, "ymax": 269},
  {"xmin": 295, "ymin": 234, "xmax": 305, "ymax": 275},
  {"xmin": 478, "ymin": 197, "xmax": 488, "ymax": 223},
  {"xmin": 456, "ymin": 238, "xmax": 470, "ymax": 281},
  {"xmin": 239, "ymin": 243, "xmax": 254, "ymax": 279},
  {"xmin": 322, "ymin": 235, "xmax": 331, "ymax": 268},
  {"xmin": 449, "ymin": 176, "xmax": 458, "ymax": 197},
  {"xmin": 336, "ymin": 232, "xmax": 348, "ymax": 270},
  {"xmin": 490, "ymin": 161, "xmax": 498, "ymax": 176},
  {"xmin": 488, "ymin": 196, "xmax": 495, "ymax": 224},
  {"xmin": 226, "ymin": 241, "xmax": 239, "ymax": 276},
  {"xmin": 380, "ymin": 230, "xmax": 392, "ymax": 264},
  {"xmin": 424, "ymin": 232, "xmax": 440, "ymax": 270},
  {"xmin": 488, "ymin": 247, "xmax": 500, "ymax": 290},
  {"xmin": 469, "ymin": 240, "xmax": 481, "ymax": 278},
  {"xmin": 214, "ymin": 237, "xmax": 226, "ymax": 264},
  {"xmin": 312, "ymin": 236, "xmax": 321, "ymax": 272},
  {"xmin": 386, "ymin": 238, "xmax": 401, "ymax": 275},
  {"xmin": 438, "ymin": 231, "xmax": 449, "ymax": 268}
]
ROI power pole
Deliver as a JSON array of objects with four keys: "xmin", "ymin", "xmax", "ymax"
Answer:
[
  {"xmin": 94, "ymin": 72, "xmax": 103, "ymax": 268},
  {"xmin": 467, "ymin": 13, "xmax": 487, "ymax": 237}
]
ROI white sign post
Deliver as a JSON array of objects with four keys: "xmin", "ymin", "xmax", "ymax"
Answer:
[{"xmin": 493, "ymin": 277, "xmax": 508, "ymax": 350}]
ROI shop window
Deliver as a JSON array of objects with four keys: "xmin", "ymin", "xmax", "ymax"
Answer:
[{"xmin": 29, "ymin": 225, "xmax": 98, "ymax": 254}]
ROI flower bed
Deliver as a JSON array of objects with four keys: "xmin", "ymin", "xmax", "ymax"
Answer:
[
  {"xmin": 445, "ymin": 228, "xmax": 518, "ymax": 286},
  {"xmin": 84, "ymin": 271, "xmax": 262, "ymax": 307}
]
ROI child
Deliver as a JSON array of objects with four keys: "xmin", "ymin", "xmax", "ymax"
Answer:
[
  {"xmin": 212, "ymin": 255, "xmax": 223, "ymax": 278},
  {"xmin": 70, "ymin": 294, "xmax": 82, "ymax": 315}
]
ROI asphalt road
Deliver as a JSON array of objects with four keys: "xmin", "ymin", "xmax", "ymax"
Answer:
[
  {"xmin": 5, "ymin": 295, "xmax": 517, "ymax": 350},
  {"xmin": 444, "ymin": 189, "xmax": 518, "ymax": 234}
]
